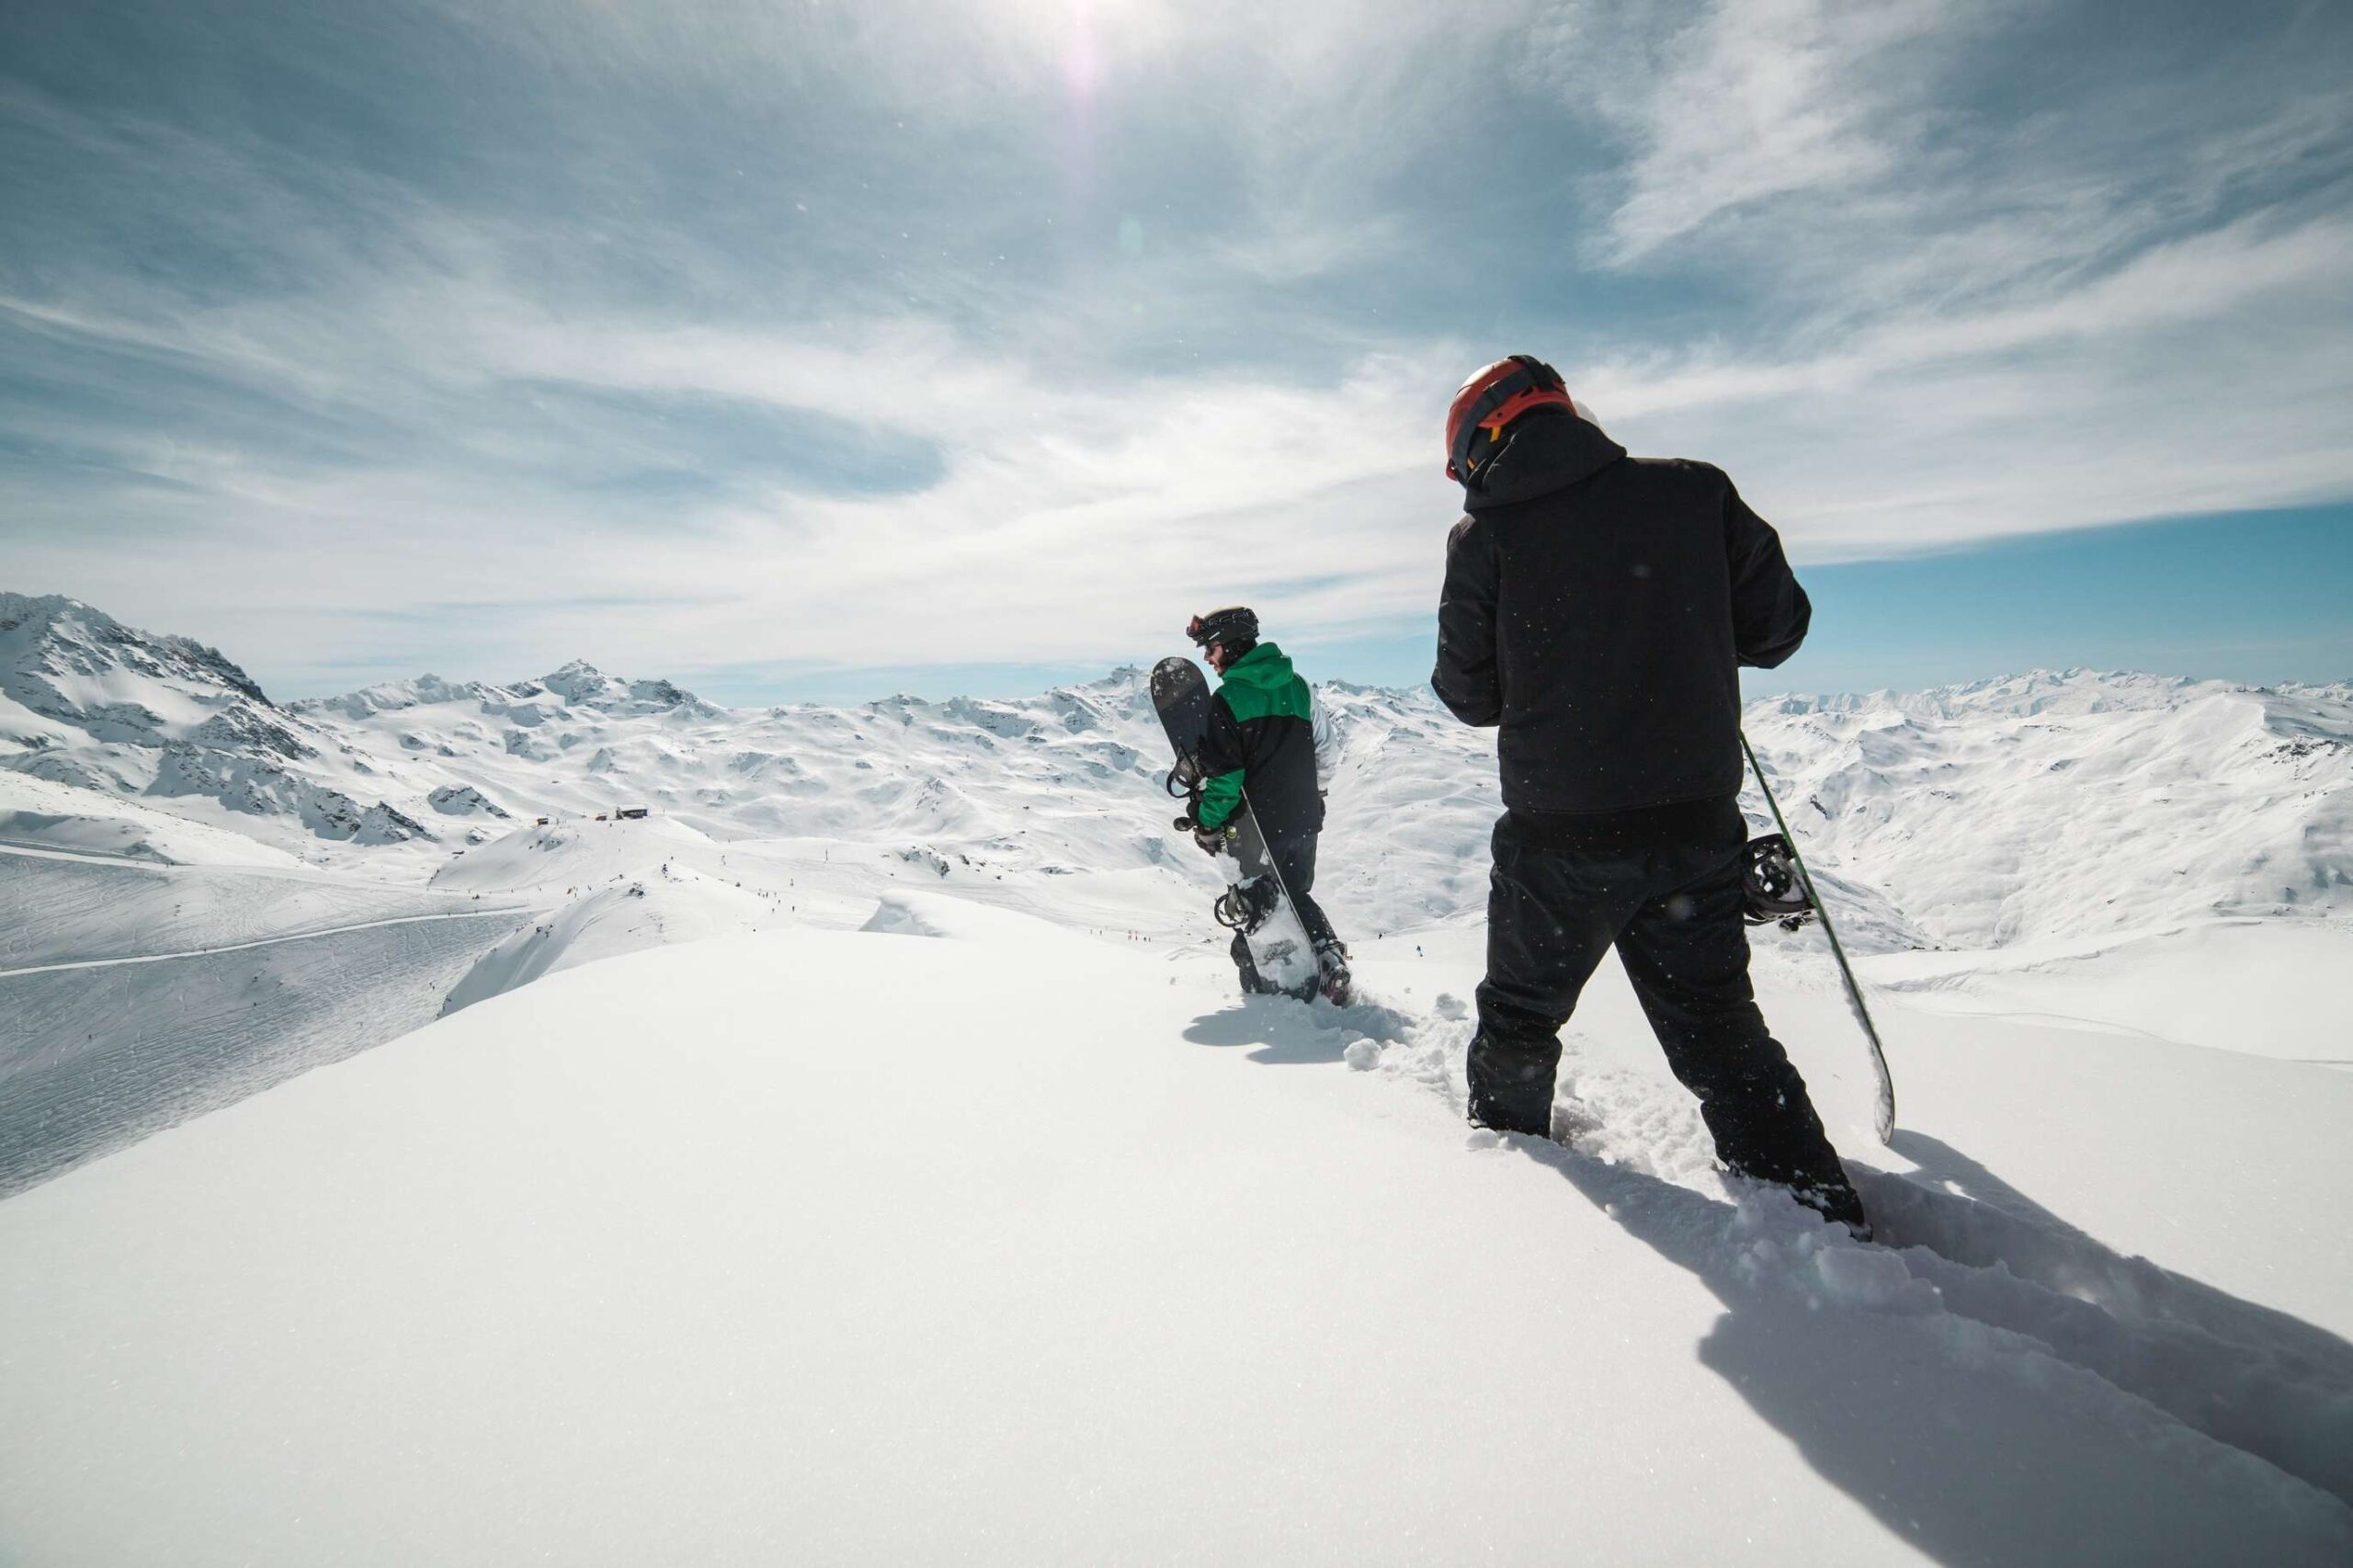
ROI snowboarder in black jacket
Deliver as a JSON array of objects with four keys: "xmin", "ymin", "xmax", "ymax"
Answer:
[{"xmin": 1430, "ymin": 355, "xmax": 1867, "ymax": 1237}]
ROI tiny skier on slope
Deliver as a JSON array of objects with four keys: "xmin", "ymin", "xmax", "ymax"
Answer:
[
  {"xmin": 1185, "ymin": 607, "xmax": 1352, "ymax": 1005},
  {"xmin": 1429, "ymin": 356, "xmax": 1870, "ymax": 1239}
]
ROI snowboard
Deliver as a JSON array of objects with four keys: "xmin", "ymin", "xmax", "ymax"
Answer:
[
  {"xmin": 1738, "ymin": 732, "xmax": 1897, "ymax": 1146},
  {"xmin": 1149, "ymin": 656, "xmax": 1321, "ymax": 999}
]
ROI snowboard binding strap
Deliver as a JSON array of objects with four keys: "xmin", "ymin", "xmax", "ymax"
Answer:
[
  {"xmin": 1740, "ymin": 833, "xmax": 1815, "ymax": 930},
  {"xmin": 1212, "ymin": 876, "xmax": 1278, "ymax": 936}
]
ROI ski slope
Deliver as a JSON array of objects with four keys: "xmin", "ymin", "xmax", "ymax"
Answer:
[
  {"xmin": 2, "ymin": 898, "xmax": 2347, "ymax": 1566},
  {"xmin": 0, "ymin": 770, "xmax": 307, "ymax": 869},
  {"xmin": 0, "ymin": 884, "xmax": 530, "ymax": 1195},
  {"xmin": 0, "ymin": 797, "xmax": 535, "ymax": 1193}
]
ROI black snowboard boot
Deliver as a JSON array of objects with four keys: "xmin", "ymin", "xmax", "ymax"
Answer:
[
  {"xmin": 1787, "ymin": 1176, "xmax": 1872, "ymax": 1243},
  {"xmin": 1725, "ymin": 1157, "xmax": 1871, "ymax": 1242},
  {"xmin": 1314, "ymin": 939, "xmax": 1353, "ymax": 1006},
  {"xmin": 1466, "ymin": 1029, "xmax": 1557, "ymax": 1136}
]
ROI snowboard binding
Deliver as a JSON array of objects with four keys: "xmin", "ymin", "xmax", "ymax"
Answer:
[
  {"xmin": 1313, "ymin": 937, "xmax": 1353, "ymax": 1007},
  {"xmin": 1164, "ymin": 754, "xmax": 1205, "ymax": 802},
  {"xmin": 1740, "ymin": 833, "xmax": 1815, "ymax": 931},
  {"xmin": 1168, "ymin": 756, "xmax": 1278, "ymax": 937},
  {"xmin": 1212, "ymin": 874, "xmax": 1281, "ymax": 936}
]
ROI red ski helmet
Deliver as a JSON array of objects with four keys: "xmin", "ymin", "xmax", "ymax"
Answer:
[{"xmin": 1444, "ymin": 355, "xmax": 1575, "ymax": 483}]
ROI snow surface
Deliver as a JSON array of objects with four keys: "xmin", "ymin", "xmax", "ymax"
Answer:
[
  {"xmin": 1869, "ymin": 918, "xmax": 2353, "ymax": 1062},
  {"xmin": 0, "ymin": 770, "xmax": 305, "ymax": 869},
  {"xmin": 7, "ymin": 597, "xmax": 2353, "ymax": 1561},
  {"xmin": 3, "ymin": 903, "xmax": 2348, "ymax": 1566}
]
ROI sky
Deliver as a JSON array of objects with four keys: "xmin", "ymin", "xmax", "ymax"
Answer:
[{"xmin": 2, "ymin": 0, "xmax": 2349, "ymax": 704}]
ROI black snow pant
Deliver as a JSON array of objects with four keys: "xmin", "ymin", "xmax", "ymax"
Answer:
[
  {"xmin": 1232, "ymin": 831, "xmax": 1339, "ymax": 992},
  {"xmin": 1469, "ymin": 814, "xmax": 1858, "ymax": 1209}
]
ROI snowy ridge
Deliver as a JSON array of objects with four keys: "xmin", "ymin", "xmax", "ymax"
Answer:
[
  {"xmin": 6, "ymin": 597, "xmax": 2352, "ymax": 1100},
  {"xmin": 1742, "ymin": 668, "xmax": 2353, "ymax": 947},
  {"xmin": 1, "ymin": 595, "xmax": 433, "ymax": 847},
  {"xmin": 6, "ymin": 597, "xmax": 2351, "ymax": 1187},
  {"xmin": 0, "ymin": 770, "xmax": 305, "ymax": 869},
  {"xmin": 10, "ymin": 597, "xmax": 2351, "ymax": 962}
]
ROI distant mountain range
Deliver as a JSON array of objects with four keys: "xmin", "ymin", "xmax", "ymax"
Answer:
[{"xmin": 5, "ymin": 590, "xmax": 2348, "ymax": 952}]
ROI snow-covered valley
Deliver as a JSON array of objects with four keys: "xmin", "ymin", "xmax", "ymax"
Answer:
[{"xmin": 5, "ymin": 591, "xmax": 2352, "ymax": 1563}]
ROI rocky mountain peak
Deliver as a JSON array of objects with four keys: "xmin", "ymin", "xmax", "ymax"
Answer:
[
  {"xmin": 1, "ymin": 592, "xmax": 273, "ymax": 716},
  {"xmin": 523, "ymin": 658, "xmax": 699, "ymax": 712}
]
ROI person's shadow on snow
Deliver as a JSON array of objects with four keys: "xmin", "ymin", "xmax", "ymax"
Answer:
[
  {"xmin": 1181, "ymin": 999, "xmax": 1350, "ymax": 1064},
  {"xmin": 1497, "ymin": 1129, "xmax": 2353, "ymax": 1568},
  {"xmin": 1182, "ymin": 996, "xmax": 1416, "ymax": 1066},
  {"xmin": 1879, "ymin": 1129, "xmax": 2353, "ymax": 1393}
]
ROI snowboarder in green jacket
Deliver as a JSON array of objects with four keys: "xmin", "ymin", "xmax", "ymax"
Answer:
[{"xmin": 1187, "ymin": 606, "xmax": 1350, "ymax": 1003}]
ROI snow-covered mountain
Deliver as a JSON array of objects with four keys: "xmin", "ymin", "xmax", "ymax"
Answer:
[
  {"xmin": 1, "ymin": 593, "xmax": 430, "ymax": 846},
  {"xmin": 10, "ymin": 593, "xmax": 2353, "ymax": 1066},
  {"xmin": 10, "ymin": 593, "xmax": 2348, "ymax": 1186},
  {"xmin": 1744, "ymin": 671, "xmax": 2353, "ymax": 947},
  {"xmin": 6, "ymin": 595, "xmax": 2349, "ymax": 958}
]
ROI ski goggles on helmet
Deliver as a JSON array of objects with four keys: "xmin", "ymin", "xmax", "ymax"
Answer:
[{"xmin": 1186, "ymin": 608, "xmax": 1258, "ymax": 648}]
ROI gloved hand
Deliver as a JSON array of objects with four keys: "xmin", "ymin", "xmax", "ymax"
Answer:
[{"xmin": 1192, "ymin": 820, "xmax": 1233, "ymax": 857}]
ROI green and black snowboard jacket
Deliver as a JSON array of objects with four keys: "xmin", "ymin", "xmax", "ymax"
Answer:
[{"xmin": 1197, "ymin": 642, "xmax": 1334, "ymax": 840}]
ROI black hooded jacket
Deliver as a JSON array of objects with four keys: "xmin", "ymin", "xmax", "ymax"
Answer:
[{"xmin": 1431, "ymin": 412, "xmax": 1810, "ymax": 845}]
